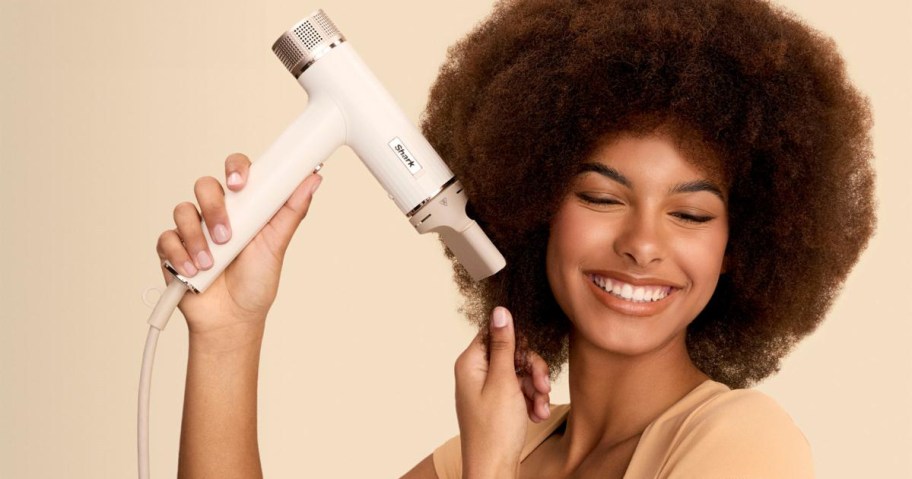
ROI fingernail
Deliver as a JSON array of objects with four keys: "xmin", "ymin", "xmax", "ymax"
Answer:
[
  {"xmin": 227, "ymin": 172, "xmax": 242, "ymax": 187},
  {"xmin": 213, "ymin": 224, "xmax": 230, "ymax": 243},
  {"xmin": 183, "ymin": 261, "xmax": 197, "ymax": 277},
  {"xmin": 493, "ymin": 307, "xmax": 508, "ymax": 328},
  {"xmin": 197, "ymin": 250, "xmax": 213, "ymax": 269},
  {"xmin": 308, "ymin": 175, "xmax": 323, "ymax": 196}
]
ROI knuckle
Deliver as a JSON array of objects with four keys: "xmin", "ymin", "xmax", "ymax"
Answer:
[
  {"xmin": 532, "ymin": 357, "xmax": 548, "ymax": 373},
  {"xmin": 157, "ymin": 231, "xmax": 186, "ymax": 261},
  {"xmin": 193, "ymin": 176, "xmax": 208, "ymax": 192},
  {"xmin": 454, "ymin": 354, "xmax": 467, "ymax": 373},
  {"xmin": 173, "ymin": 202, "xmax": 199, "ymax": 224},
  {"xmin": 488, "ymin": 338, "xmax": 513, "ymax": 352},
  {"xmin": 174, "ymin": 201, "xmax": 196, "ymax": 216},
  {"xmin": 156, "ymin": 231, "xmax": 171, "ymax": 254},
  {"xmin": 194, "ymin": 176, "xmax": 220, "ymax": 196},
  {"xmin": 453, "ymin": 351, "xmax": 475, "ymax": 376}
]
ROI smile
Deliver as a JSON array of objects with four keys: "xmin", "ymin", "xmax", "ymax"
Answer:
[{"xmin": 587, "ymin": 273, "xmax": 676, "ymax": 303}]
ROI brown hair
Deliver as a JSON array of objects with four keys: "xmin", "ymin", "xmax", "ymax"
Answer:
[{"xmin": 420, "ymin": 0, "xmax": 875, "ymax": 388}]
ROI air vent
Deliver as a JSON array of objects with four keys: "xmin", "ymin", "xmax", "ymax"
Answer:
[{"xmin": 271, "ymin": 9, "xmax": 346, "ymax": 78}]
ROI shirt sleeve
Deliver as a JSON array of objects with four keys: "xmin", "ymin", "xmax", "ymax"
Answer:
[
  {"xmin": 432, "ymin": 434, "xmax": 463, "ymax": 479},
  {"xmin": 660, "ymin": 389, "xmax": 815, "ymax": 479}
]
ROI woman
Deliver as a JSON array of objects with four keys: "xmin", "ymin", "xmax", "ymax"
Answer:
[{"xmin": 157, "ymin": 0, "xmax": 874, "ymax": 477}]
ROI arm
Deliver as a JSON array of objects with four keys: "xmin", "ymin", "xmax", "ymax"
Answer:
[
  {"xmin": 178, "ymin": 325, "xmax": 266, "ymax": 478},
  {"xmin": 156, "ymin": 153, "xmax": 323, "ymax": 477}
]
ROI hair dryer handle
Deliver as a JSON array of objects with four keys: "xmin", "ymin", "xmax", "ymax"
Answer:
[{"xmin": 167, "ymin": 97, "xmax": 345, "ymax": 294}]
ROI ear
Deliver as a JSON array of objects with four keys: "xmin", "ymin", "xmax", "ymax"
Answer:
[{"xmin": 721, "ymin": 251, "xmax": 730, "ymax": 274}]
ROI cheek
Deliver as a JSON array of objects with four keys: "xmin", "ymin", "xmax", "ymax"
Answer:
[
  {"xmin": 546, "ymin": 208, "xmax": 597, "ymax": 272},
  {"xmin": 546, "ymin": 207, "xmax": 586, "ymax": 296},
  {"xmin": 671, "ymin": 228, "xmax": 728, "ymax": 280}
]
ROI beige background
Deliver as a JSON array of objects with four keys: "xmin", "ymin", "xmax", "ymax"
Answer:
[{"xmin": 1, "ymin": 0, "xmax": 909, "ymax": 477}]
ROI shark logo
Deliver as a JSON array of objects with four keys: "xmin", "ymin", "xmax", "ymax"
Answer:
[{"xmin": 388, "ymin": 137, "xmax": 422, "ymax": 175}]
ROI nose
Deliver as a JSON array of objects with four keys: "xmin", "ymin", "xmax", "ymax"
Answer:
[{"xmin": 613, "ymin": 213, "xmax": 664, "ymax": 267}]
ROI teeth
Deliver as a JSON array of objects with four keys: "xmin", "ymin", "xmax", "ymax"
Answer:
[
  {"xmin": 621, "ymin": 283, "xmax": 634, "ymax": 299},
  {"xmin": 590, "ymin": 274, "xmax": 672, "ymax": 303},
  {"xmin": 647, "ymin": 288, "xmax": 660, "ymax": 301}
]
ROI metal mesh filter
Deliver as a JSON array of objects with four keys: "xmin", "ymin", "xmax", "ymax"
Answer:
[{"xmin": 272, "ymin": 9, "xmax": 345, "ymax": 78}]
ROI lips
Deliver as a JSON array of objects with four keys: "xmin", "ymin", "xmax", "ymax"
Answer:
[
  {"xmin": 588, "ymin": 273, "xmax": 674, "ymax": 302},
  {"xmin": 584, "ymin": 271, "xmax": 682, "ymax": 317}
]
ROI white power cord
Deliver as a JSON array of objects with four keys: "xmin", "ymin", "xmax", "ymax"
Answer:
[{"xmin": 138, "ymin": 279, "xmax": 189, "ymax": 479}]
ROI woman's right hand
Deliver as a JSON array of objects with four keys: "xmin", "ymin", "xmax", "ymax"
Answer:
[{"xmin": 155, "ymin": 153, "xmax": 323, "ymax": 340}]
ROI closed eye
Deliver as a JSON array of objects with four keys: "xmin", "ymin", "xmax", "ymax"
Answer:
[
  {"xmin": 671, "ymin": 212, "xmax": 714, "ymax": 224},
  {"xmin": 576, "ymin": 193, "xmax": 621, "ymax": 206},
  {"xmin": 577, "ymin": 193, "xmax": 716, "ymax": 224}
]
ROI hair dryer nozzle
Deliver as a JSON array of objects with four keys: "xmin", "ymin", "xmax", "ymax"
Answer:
[
  {"xmin": 410, "ymin": 180, "xmax": 506, "ymax": 281},
  {"xmin": 273, "ymin": 9, "xmax": 346, "ymax": 78}
]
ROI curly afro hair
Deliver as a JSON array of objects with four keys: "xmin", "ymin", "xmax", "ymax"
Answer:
[{"xmin": 420, "ymin": 0, "xmax": 875, "ymax": 389}]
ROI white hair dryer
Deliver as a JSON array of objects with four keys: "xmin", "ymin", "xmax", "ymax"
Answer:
[
  {"xmin": 164, "ymin": 9, "xmax": 505, "ymax": 294},
  {"xmin": 138, "ymin": 10, "xmax": 505, "ymax": 478}
]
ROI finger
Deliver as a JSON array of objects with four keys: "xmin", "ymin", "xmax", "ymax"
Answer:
[
  {"xmin": 534, "ymin": 391, "xmax": 551, "ymax": 420},
  {"xmin": 485, "ymin": 306, "xmax": 517, "ymax": 386},
  {"xmin": 262, "ymin": 173, "xmax": 322, "ymax": 255},
  {"xmin": 173, "ymin": 201, "xmax": 213, "ymax": 271},
  {"xmin": 524, "ymin": 395, "xmax": 543, "ymax": 423},
  {"xmin": 520, "ymin": 375, "xmax": 551, "ymax": 422},
  {"xmin": 225, "ymin": 153, "xmax": 251, "ymax": 192},
  {"xmin": 454, "ymin": 330, "xmax": 489, "ymax": 395},
  {"xmin": 194, "ymin": 176, "xmax": 232, "ymax": 246},
  {"xmin": 526, "ymin": 350, "xmax": 552, "ymax": 420},
  {"xmin": 156, "ymin": 229, "xmax": 198, "ymax": 282},
  {"xmin": 521, "ymin": 380, "xmax": 542, "ymax": 423},
  {"xmin": 527, "ymin": 351, "xmax": 552, "ymax": 395},
  {"xmin": 520, "ymin": 374, "xmax": 536, "ymax": 401}
]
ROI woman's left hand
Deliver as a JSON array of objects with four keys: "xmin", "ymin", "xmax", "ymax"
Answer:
[{"xmin": 455, "ymin": 306, "xmax": 551, "ymax": 479}]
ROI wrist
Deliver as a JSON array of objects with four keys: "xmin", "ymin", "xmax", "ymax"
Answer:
[{"xmin": 189, "ymin": 321, "xmax": 266, "ymax": 355}]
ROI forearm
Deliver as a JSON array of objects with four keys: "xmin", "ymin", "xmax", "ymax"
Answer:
[{"xmin": 177, "ymin": 323, "xmax": 266, "ymax": 479}]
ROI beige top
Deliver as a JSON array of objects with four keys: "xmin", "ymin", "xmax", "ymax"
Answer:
[{"xmin": 433, "ymin": 379, "xmax": 814, "ymax": 478}]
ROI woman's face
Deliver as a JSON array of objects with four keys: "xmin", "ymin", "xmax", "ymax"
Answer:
[{"xmin": 545, "ymin": 133, "xmax": 728, "ymax": 357}]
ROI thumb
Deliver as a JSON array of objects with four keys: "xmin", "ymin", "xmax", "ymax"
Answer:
[
  {"xmin": 486, "ymin": 306, "xmax": 517, "ymax": 385},
  {"xmin": 265, "ymin": 173, "xmax": 322, "ymax": 248}
]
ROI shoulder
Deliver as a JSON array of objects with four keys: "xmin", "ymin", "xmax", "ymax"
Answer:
[{"xmin": 660, "ymin": 388, "xmax": 815, "ymax": 478}]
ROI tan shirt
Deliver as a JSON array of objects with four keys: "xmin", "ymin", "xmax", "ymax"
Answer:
[{"xmin": 433, "ymin": 379, "xmax": 814, "ymax": 478}]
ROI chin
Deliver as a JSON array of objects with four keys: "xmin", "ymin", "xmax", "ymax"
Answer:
[{"xmin": 567, "ymin": 280, "xmax": 696, "ymax": 358}]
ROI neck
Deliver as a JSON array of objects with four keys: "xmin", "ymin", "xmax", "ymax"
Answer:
[{"xmin": 558, "ymin": 329, "xmax": 710, "ymax": 466}]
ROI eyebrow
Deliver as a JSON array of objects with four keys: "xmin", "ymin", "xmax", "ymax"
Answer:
[
  {"xmin": 578, "ymin": 163, "xmax": 631, "ymax": 187},
  {"xmin": 577, "ymin": 162, "xmax": 725, "ymax": 201},
  {"xmin": 670, "ymin": 179, "xmax": 725, "ymax": 200}
]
